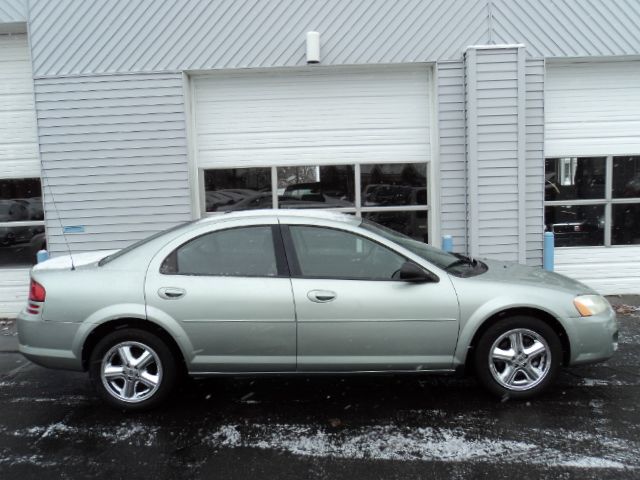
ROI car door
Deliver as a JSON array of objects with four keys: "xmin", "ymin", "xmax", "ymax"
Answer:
[
  {"xmin": 282, "ymin": 224, "xmax": 459, "ymax": 371},
  {"xmin": 145, "ymin": 222, "xmax": 296, "ymax": 373}
]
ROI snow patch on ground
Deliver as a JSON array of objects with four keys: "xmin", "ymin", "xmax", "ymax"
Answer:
[
  {"xmin": 14, "ymin": 421, "xmax": 159, "ymax": 447},
  {"xmin": 204, "ymin": 423, "xmax": 636, "ymax": 469}
]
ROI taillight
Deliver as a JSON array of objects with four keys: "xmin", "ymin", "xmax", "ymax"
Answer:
[{"xmin": 29, "ymin": 279, "xmax": 46, "ymax": 303}]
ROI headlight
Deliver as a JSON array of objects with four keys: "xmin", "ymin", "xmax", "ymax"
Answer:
[{"xmin": 573, "ymin": 295, "xmax": 610, "ymax": 317}]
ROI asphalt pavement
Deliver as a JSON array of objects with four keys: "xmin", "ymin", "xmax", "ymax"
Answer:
[{"xmin": 0, "ymin": 297, "xmax": 639, "ymax": 480}]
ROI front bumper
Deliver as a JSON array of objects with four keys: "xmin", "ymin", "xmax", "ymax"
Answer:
[
  {"xmin": 17, "ymin": 310, "xmax": 84, "ymax": 371},
  {"xmin": 567, "ymin": 307, "xmax": 618, "ymax": 366}
]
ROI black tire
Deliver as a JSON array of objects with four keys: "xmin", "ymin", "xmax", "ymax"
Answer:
[
  {"xmin": 89, "ymin": 328, "xmax": 177, "ymax": 411},
  {"xmin": 474, "ymin": 316, "xmax": 562, "ymax": 400}
]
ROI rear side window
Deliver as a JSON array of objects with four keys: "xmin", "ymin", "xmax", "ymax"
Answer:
[{"xmin": 161, "ymin": 226, "xmax": 278, "ymax": 277}]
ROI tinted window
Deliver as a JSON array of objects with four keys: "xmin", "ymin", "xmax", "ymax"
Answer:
[
  {"xmin": 289, "ymin": 226, "xmax": 404, "ymax": 280},
  {"xmin": 162, "ymin": 226, "xmax": 278, "ymax": 277},
  {"xmin": 544, "ymin": 205, "xmax": 605, "ymax": 247},
  {"xmin": 613, "ymin": 156, "xmax": 640, "ymax": 198},
  {"xmin": 277, "ymin": 165, "xmax": 355, "ymax": 208},
  {"xmin": 361, "ymin": 163, "xmax": 427, "ymax": 206},
  {"xmin": 204, "ymin": 168, "xmax": 272, "ymax": 212},
  {"xmin": 545, "ymin": 157, "xmax": 606, "ymax": 201}
]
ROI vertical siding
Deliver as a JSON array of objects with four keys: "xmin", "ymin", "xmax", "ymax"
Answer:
[
  {"xmin": 437, "ymin": 61, "xmax": 467, "ymax": 252},
  {"xmin": 34, "ymin": 73, "xmax": 192, "ymax": 255},
  {"xmin": 465, "ymin": 47, "xmax": 522, "ymax": 262},
  {"xmin": 525, "ymin": 58, "xmax": 544, "ymax": 265},
  {"xmin": 27, "ymin": 0, "xmax": 490, "ymax": 76}
]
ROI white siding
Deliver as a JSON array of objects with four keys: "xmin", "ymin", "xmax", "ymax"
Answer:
[
  {"xmin": 0, "ymin": 269, "xmax": 29, "ymax": 316},
  {"xmin": 34, "ymin": 73, "xmax": 192, "ymax": 255},
  {"xmin": 545, "ymin": 61, "xmax": 640, "ymax": 157},
  {"xmin": 556, "ymin": 247, "xmax": 640, "ymax": 295},
  {"xmin": 437, "ymin": 61, "xmax": 467, "ymax": 252},
  {"xmin": 193, "ymin": 65, "xmax": 432, "ymax": 169}
]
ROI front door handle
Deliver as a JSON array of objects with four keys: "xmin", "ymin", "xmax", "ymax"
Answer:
[
  {"xmin": 158, "ymin": 287, "xmax": 186, "ymax": 300},
  {"xmin": 307, "ymin": 290, "xmax": 337, "ymax": 303}
]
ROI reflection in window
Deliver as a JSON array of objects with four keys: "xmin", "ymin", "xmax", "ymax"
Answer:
[
  {"xmin": 277, "ymin": 165, "xmax": 354, "ymax": 209},
  {"xmin": 289, "ymin": 225, "xmax": 404, "ymax": 280},
  {"xmin": 0, "ymin": 178, "xmax": 45, "ymax": 267},
  {"xmin": 612, "ymin": 204, "xmax": 640, "ymax": 245},
  {"xmin": 204, "ymin": 168, "xmax": 271, "ymax": 212},
  {"xmin": 613, "ymin": 156, "xmax": 640, "ymax": 198},
  {"xmin": 544, "ymin": 157, "xmax": 606, "ymax": 201},
  {"xmin": 361, "ymin": 163, "xmax": 427, "ymax": 207},
  {"xmin": 162, "ymin": 226, "xmax": 278, "ymax": 276},
  {"xmin": 544, "ymin": 205, "xmax": 605, "ymax": 247},
  {"xmin": 362, "ymin": 211, "xmax": 428, "ymax": 243},
  {"xmin": 0, "ymin": 225, "xmax": 46, "ymax": 267}
]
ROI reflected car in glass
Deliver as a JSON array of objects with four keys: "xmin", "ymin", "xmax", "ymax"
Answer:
[{"xmin": 17, "ymin": 211, "xmax": 618, "ymax": 411}]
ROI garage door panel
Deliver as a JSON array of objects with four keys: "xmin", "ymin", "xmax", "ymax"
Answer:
[{"xmin": 193, "ymin": 66, "xmax": 432, "ymax": 169}]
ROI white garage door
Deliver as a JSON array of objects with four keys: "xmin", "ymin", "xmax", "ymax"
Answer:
[
  {"xmin": 545, "ymin": 61, "xmax": 640, "ymax": 294},
  {"xmin": 0, "ymin": 34, "xmax": 41, "ymax": 316},
  {"xmin": 192, "ymin": 65, "xmax": 432, "ymax": 169}
]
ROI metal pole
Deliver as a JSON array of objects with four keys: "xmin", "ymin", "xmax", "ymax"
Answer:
[
  {"xmin": 442, "ymin": 235, "xmax": 453, "ymax": 252},
  {"xmin": 543, "ymin": 232, "xmax": 554, "ymax": 272}
]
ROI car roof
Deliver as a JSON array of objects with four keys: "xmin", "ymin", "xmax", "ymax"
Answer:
[{"xmin": 195, "ymin": 209, "xmax": 360, "ymax": 227}]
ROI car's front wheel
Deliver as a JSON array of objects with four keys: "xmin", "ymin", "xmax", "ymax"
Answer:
[
  {"xmin": 474, "ymin": 316, "xmax": 562, "ymax": 399},
  {"xmin": 89, "ymin": 328, "xmax": 177, "ymax": 411}
]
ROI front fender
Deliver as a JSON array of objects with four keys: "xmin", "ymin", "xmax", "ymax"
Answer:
[{"xmin": 453, "ymin": 295, "xmax": 568, "ymax": 366}]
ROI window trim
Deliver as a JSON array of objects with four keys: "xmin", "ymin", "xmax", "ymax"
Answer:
[
  {"xmin": 280, "ymin": 223, "xmax": 437, "ymax": 282},
  {"xmin": 160, "ymin": 224, "xmax": 289, "ymax": 278},
  {"xmin": 545, "ymin": 155, "xmax": 640, "ymax": 248}
]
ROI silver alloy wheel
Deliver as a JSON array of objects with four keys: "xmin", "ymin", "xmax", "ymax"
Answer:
[
  {"xmin": 488, "ymin": 328, "xmax": 551, "ymax": 391},
  {"xmin": 100, "ymin": 341, "xmax": 163, "ymax": 403}
]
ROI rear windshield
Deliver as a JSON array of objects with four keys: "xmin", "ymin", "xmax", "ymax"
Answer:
[{"xmin": 98, "ymin": 221, "xmax": 196, "ymax": 266}]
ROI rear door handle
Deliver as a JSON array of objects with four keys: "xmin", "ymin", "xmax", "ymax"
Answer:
[
  {"xmin": 307, "ymin": 290, "xmax": 337, "ymax": 303},
  {"xmin": 158, "ymin": 287, "xmax": 186, "ymax": 300}
]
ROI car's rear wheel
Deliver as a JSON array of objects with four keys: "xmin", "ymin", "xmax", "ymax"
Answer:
[
  {"xmin": 89, "ymin": 328, "xmax": 177, "ymax": 411},
  {"xmin": 474, "ymin": 316, "xmax": 562, "ymax": 399}
]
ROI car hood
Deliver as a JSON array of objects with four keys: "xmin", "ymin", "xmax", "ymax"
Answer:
[
  {"xmin": 32, "ymin": 250, "xmax": 118, "ymax": 271},
  {"xmin": 473, "ymin": 259, "xmax": 597, "ymax": 295}
]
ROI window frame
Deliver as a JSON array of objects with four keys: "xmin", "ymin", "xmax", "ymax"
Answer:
[
  {"xmin": 198, "ymin": 162, "xmax": 431, "ymax": 242},
  {"xmin": 280, "ymin": 223, "xmax": 434, "ymax": 282},
  {"xmin": 160, "ymin": 224, "xmax": 289, "ymax": 278},
  {"xmin": 544, "ymin": 155, "xmax": 640, "ymax": 248},
  {"xmin": 0, "ymin": 177, "xmax": 46, "ymax": 268}
]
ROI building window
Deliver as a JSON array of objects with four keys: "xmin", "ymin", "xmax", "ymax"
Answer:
[
  {"xmin": 0, "ymin": 178, "xmax": 46, "ymax": 267},
  {"xmin": 544, "ymin": 156, "xmax": 640, "ymax": 247},
  {"xmin": 203, "ymin": 163, "xmax": 429, "ymax": 243}
]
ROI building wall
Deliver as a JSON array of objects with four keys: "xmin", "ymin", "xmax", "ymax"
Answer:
[{"xmin": 34, "ymin": 73, "xmax": 192, "ymax": 254}]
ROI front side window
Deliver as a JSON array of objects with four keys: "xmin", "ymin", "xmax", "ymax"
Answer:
[
  {"xmin": 544, "ymin": 156, "xmax": 640, "ymax": 247},
  {"xmin": 288, "ymin": 226, "xmax": 405, "ymax": 280},
  {"xmin": 162, "ymin": 226, "xmax": 278, "ymax": 277}
]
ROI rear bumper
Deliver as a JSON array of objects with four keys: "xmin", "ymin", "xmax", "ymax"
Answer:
[
  {"xmin": 567, "ymin": 307, "xmax": 619, "ymax": 366},
  {"xmin": 17, "ymin": 310, "xmax": 84, "ymax": 371}
]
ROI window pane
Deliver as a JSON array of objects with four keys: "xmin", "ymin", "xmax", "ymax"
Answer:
[
  {"xmin": 613, "ymin": 156, "xmax": 640, "ymax": 198},
  {"xmin": 166, "ymin": 226, "xmax": 278, "ymax": 276},
  {"xmin": 362, "ymin": 210, "xmax": 428, "ymax": 243},
  {"xmin": 361, "ymin": 163, "xmax": 427, "ymax": 207},
  {"xmin": 612, "ymin": 204, "xmax": 640, "ymax": 245},
  {"xmin": 290, "ymin": 226, "xmax": 405, "ymax": 280},
  {"xmin": 277, "ymin": 165, "xmax": 354, "ymax": 209},
  {"xmin": 545, "ymin": 205, "xmax": 605, "ymax": 247},
  {"xmin": 204, "ymin": 168, "xmax": 272, "ymax": 212},
  {"xmin": 0, "ymin": 178, "xmax": 43, "ymax": 221},
  {"xmin": 0, "ymin": 225, "xmax": 45, "ymax": 267},
  {"xmin": 544, "ymin": 157, "xmax": 606, "ymax": 201}
]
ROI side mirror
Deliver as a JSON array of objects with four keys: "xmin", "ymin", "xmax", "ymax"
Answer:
[{"xmin": 399, "ymin": 262, "xmax": 438, "ymax": 283}]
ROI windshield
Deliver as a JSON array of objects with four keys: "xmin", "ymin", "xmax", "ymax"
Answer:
[
  {"xmin": 360, "ymin": 219, "xmax": 459, "ymax": 269},
  {"xmin": 98, "ymin": 220, "xmax": 196, "ymax": 266}
]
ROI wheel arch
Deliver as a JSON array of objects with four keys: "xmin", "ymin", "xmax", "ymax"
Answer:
[
  {"xmin": 464, "ymin": 307, "xmax": 571, "ymax": 373},
  {"xmin": 81, "ymin": 318, "xmax": 188, "ymax": 374}
]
